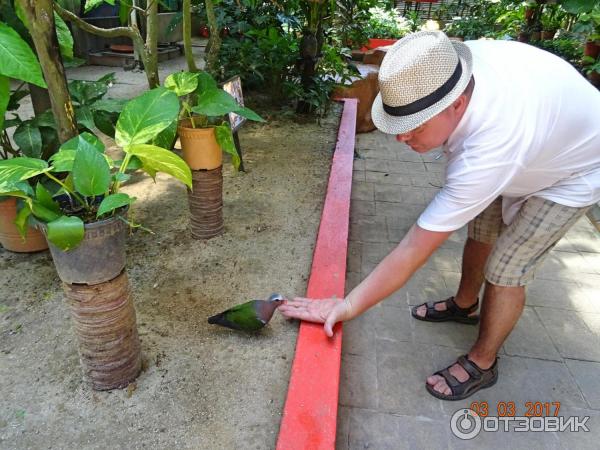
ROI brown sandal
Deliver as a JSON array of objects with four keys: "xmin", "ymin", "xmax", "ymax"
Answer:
[
  {"xmin": 426, "ymin": 355, "xmax": 498, "ymax": 401},
  {"xmin": 411, "ymin": 296, "xmax": 479, "ymax": 325}
]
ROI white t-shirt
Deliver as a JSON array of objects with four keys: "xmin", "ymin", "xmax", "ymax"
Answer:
[{"xmin": 417, "ymin": 40, "xmax": 600, "ymax": 232}]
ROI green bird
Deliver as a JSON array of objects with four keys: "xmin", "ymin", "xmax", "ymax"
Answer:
[{"xmin": 207, "ymin": 293, "xmax": 285, "ymax": 332}]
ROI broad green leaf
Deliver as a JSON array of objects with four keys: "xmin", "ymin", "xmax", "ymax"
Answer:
[
  {"xmin": 76, "ymin": 106, "xmax": 96, "ymax": 131},
  {"xmin": 85, "ymin": 0, "xmax": 115, "ymax": 13},
  {"xmin": 14, "ymin": 203, "xmax": 31, "ymax": 239},
  {"xmin": 111, "ymin": 172, "xmax": 130, "ymax": 184},
  {"xmin": 115, "ymin": 87, "xmax": 180, "ymax": 147},
  {"xmin": 192, "ymin": 89, "xmax": 264, "ymax": 121},
  {"xmin": 72, "ymin": 141, "xmax": 111, "ymax": 196},
  {"xmin": 35, "ymin": 182, "xmax": 60, "ymax": 214},
  {"xmin": 4, "ymin": 116, "xmax": 21, "ymax": 129},
  {"xmin": 96, "ymin": 72, "xmax": 116, "ymax": 85},
  {"xmin": 31, "ymin": 201, "xmax": 60, "ymax": 223},
  {"xmin": 0, "ymin": 157, "xmax": 48, "ymax": 184},
  {"xmin": 215, "ymin": 124, "xmax": 241, "ymax": 171},
  {"xmin": 119, "ymin": 0, "xmax": 133, "ymax": 25},
  {"xmin": 126, "ymin": 144, "xmax": 192, "ymax": 188},
  {"xmin": 562, "ymin": 0, "xmax": 596, "ymax": 14},
  {"xmin": 31, "ymin": 111, "xmax": 57, "ymax": 129},
  {"xmin": 92, "ymin": 110, "xmax": 119, "ymax": 138},
  {"xmin": 0, "ymin": 75, "xmax": 8, "ymax": 131},
  {"xmin": 164, "ymin": 71, "xmax": 198, "ymax": 97},
  {"xmin": 97, "ymin": 193, "xmax": 134, "ymax": 218},
  {"xmin": 196, "ymin": 71, "xmax": 218, "ymax": 93},
  {"xmin": 46, "ymin": 215, "xmax": 84, "ymax": 251},
  {"xmin": 151, "ymin": 119, "xmax": 177, "ymax": 150},
  {"xmin": 54, "ymin": 12, "xmax": 73, "ymax": 60},
  {"xmin": 113, "ymin": 155, "xmax": 143, "ymax": 171},
  {"xmin": 0, "ymin": 22, "xmax": 46, "ymax": 87},
  {"xmin": 13, "ymin": 122, "xmax": 42, "ymax": 158},
  {"xmin": 233, "ymin": 105, "xmax": 265, "ymax": 122},
  {"xmin": 69, "ymin": 79, "xmax": 108, "ymax": 105},
  {"xmin": 0, "ymin": 180, "xmax": 33, "ymax": 197},
  {"xmin": 49, "ymin": 149, "xmax": 76, "ymax": 172},
  {"xmin": 192, "ymin": 88, "xmax": 239, "ymax": 117},
  {"xmin": 51, "ymin": 132, "xmax": 105, "ymax": 172},
  {"xmin": 60, "ymin": 131, "xmax": 105, "ymax": 153},
  {"xmin": 7, "ymin": 89, "xmax": 29, "ymax": 111},
  {"xmin": 92, "ymin": 98, "xmax": 127, "ymax": 113},
  {"xmin": 63, "ymin": 56, "xmax": 86, "ymax": 68}
]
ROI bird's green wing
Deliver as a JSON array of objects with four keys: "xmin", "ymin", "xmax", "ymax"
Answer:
[{"xmin": 223, "ymin": 301, "xmax": 265, "ymax": 332}]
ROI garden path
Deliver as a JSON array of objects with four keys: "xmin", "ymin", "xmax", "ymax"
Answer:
[{"xmin": 338, "ymin": 130, "xmax": 600, "ymax": 449}]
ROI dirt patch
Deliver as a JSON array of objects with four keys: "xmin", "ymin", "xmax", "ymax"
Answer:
[{"xmin": 0, "ymin": 104, "xmax": 342, "ymax": 449}]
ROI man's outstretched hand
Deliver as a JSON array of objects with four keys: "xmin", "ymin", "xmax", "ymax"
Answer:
[{"xmin": 278, "ymin": 296, "xmax": 354, "ymax": 337}]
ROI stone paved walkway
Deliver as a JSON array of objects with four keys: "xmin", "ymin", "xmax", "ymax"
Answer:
[{"xmin": 337, "ymin": 130, "xmax": 600, "ymax": 449}]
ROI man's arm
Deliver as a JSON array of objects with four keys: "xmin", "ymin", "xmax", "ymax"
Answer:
[
  {"xmin": 345, "ymin": 224, "xmax": 452, "ymax": 316},
  {"xmin": 279, "ymin": 224, "xmax": 452, "ymax": 336}
]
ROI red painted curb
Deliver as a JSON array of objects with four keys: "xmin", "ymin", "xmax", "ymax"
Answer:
[{"xmin": 276, "ymin": 99, "xmax": 357, "ymax": 450}]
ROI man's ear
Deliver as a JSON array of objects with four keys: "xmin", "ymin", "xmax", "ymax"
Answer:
[{"xmin": 452, "ymin": 94, "xmax": 468, "ymax": 115}]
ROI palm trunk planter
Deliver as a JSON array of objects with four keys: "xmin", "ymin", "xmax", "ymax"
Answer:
[
  {"xmin": 0, "ymin": 198, "xmax": 48, "ymax": 252},
  {"xmin": 165, "ymin": 71, "xmax": 265, "ymax": 240},
  {"xmin": 62, "ymin": 270, "xmax": 141, "ymax": 390},
  {"xmin": 178, "ymin": 120, "xmax": 224, "ymax": 239},
  {"xmin": 188, "ymin": 166, "xmax": 224, "ymax": 239}
]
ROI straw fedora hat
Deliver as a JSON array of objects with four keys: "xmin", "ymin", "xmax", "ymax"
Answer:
[{"xmin": 371, "ymin": 31, "xmax": 473, "ymax": 135}]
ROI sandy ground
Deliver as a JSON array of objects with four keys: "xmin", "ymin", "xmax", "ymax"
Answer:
[{"xmin": 0, "ymin": 55, "xmax": 342, "ymax": 448}]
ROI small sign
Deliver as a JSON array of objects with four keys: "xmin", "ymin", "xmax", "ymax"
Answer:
[{"xmin": 222, "ymin": 76, "xmax": 246, "ymax": 132}]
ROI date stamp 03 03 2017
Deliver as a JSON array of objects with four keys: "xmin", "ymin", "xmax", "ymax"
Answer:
[{"xmin": 450, "ymin": 401, "xmax": 591, "ymax": 440}]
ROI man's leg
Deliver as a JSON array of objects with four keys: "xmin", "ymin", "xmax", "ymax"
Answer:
[
  {"xmin": 414, "ymin": 196, "xmax": 503, "ymax": 319},
  {"xmin": 427, "ymin": 282, "xmax": 525, "ymax": 395},
  {"xmin": 425, "ymin": 197, "xmax": 591, "ymax": 399},
  {"xmin": 414, "ymin": 238, "xmax": 491, "ymax": 317}
]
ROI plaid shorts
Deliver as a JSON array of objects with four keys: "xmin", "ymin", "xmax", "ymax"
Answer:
[{"xmin": 468, "ymin": 196, "xmax": 591, "ymax": 286}]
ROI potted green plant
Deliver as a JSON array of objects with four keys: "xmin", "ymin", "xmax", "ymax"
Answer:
[
  {"xmin": 0, "ymin": 87, "xmax": 190, "ymax": 390},
  {"xmin": 0, "ymin": 86, "xmax": 190, "ymax": 273},
  {"xmin": 541, "ymin": 4, "xmax": 565, "ymax": 40},
  {"xmin": 583, "ymin": 55, "xmax": 600, "ymax": 86},
  {"xmin": 162, "ymin": 70, "xmax": 263, "ymax": 239},
  {"xmin": 164, "ymin": 70, "xmax": 264, "ymax": 170},
  {"xmin": 566, "ymin": 0, "xmax": 600, "ymax": 58}
]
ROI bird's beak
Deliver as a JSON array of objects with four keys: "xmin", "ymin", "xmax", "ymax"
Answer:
[{"xmin": 268, "ymin": 293, "xmax": 286, "ymax": 302}]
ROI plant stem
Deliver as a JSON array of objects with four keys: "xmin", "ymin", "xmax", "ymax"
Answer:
[
  {"xmin": 112, "ymin": 152, "xmax": 133, "ymax": 193},
  {"xmin": 45, "ymin": 172, "xmax": 87, "ymax": 208}
]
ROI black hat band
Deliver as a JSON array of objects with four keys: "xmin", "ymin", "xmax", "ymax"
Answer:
[{"xmin": 382, "ymin": 60, "xmax": 463, "ymax": 117}]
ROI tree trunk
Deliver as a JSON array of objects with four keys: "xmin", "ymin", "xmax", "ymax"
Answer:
[
  {"xmin": 54, "ymin": 2, "xmax": 158, "ymax": 89},
  {"xmin": 144, "ymin": 0, "xmax": 160, "ymax": 87},
  {"xmin": 18, "ymin": 0, "xmax": 77, "ymax": 144},
  {"xmin": 204, "ymin": 0, "xmax": 221, "ymax": 76},
  {"xmin": 28, "ymin": 83, "xmax": 52, "ymax": 116},
  {"xmin": 297, "ymin": 31, "xmax": 318, "ymax": 114},
  {"xmin": 183, "ymin": 0, "xmax": 198, "ymax": 71}
]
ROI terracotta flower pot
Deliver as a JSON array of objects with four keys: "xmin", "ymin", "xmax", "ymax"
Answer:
[
  {"xmin": 0, "ymin": 197, "xmax": 48, "ymax": 253},
  {"xmin": 541, "ymin": 30, "xmax": 556, "ymax": 40},
  {"xmin": 177, "ymin": 119, "xmax": 223, "ymax": 170},
  {"xmin": 588, "ymin": 70, "xmax": 600, "ymax": 88},
  {"xmin": 584, "ymin": 41, "xmax": 600, "ymax": 59}
]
